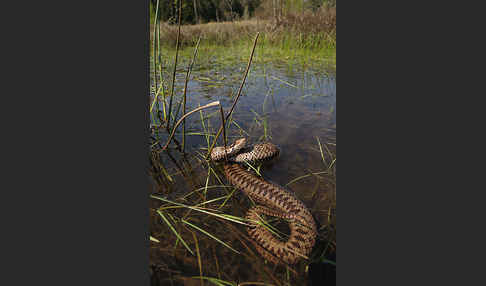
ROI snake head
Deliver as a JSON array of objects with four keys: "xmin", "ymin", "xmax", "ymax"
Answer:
[
  {"xmin": 210, "ymin": 138, "xmax": 247, "ymax": 161},
  {"xmin": 233, "ymin": 138, "xmax": 247, "ymax": 148}
]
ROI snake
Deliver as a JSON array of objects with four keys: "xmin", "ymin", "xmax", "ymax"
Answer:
[{"xmin": 211, "ymin": 138, "xmax": 317, "ymax": 265}]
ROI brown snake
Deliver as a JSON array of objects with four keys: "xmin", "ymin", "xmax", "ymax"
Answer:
[{"xmin": 211, "ymin": 138, "xmax": 317, "ymax": 265}]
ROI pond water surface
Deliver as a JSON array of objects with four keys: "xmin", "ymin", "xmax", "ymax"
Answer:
[{"xmin": 149, "ymin": 57, "xmax": 336, "ymax": 286}]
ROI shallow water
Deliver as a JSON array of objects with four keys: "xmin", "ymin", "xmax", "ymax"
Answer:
[{"xmin": 149, "ymin": 58, "xmax": 336, "ymax": 285}]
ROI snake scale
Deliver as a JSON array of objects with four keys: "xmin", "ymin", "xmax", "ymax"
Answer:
[{"xmin": 211, "ymin": 138, "xmax": 317, "ymax": 265}]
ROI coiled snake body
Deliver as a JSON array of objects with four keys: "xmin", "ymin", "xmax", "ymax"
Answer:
[{"xmin": 211, "ymin": 138, "xmax": 317, "ymax": 265}]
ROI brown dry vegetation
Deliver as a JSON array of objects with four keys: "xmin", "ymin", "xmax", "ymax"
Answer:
[{"xmin": 154, "ymin": 6, "xmax": 336, "ymax": 49}]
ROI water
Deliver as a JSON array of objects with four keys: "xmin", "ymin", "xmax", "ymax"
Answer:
[{"xmin": 149, "ymin": 59, "xmax": 336, "ymax": 285}]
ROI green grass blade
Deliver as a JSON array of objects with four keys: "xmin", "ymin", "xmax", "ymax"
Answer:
[
  {"xmin": 182, "ymin": 219, "xmax": 240, "ymax": 254},
  {"xmin": 191, "ymin": 276, "xmax": 236, "ymax": 286},
  {"xmin": 151, "ymin": 195, "xmax": 248, "ymax": 225},
  {"xmin": 316, "ymin": 136, "xmax": 327, "ymax": 166},
  {"xmin": 156, "ymin": 210, "xmax": 194, "ymax": 255},
  {"xmin": 270, "ymin": 75, "xmax": 298, "ymax": 88}
]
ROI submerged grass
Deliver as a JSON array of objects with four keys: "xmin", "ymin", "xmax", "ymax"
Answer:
[
  {"xmin": 157, "ymin": 210, "xmax": 194, "ymax": 255},
  {"xmin": 150, "ymin": 137, "xmax": 337, "ymax": 285}
]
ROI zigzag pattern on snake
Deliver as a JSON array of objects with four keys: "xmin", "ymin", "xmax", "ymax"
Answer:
[{"xmin": 211, "ymin": 138, "xmax": 317, "ymax": 265}]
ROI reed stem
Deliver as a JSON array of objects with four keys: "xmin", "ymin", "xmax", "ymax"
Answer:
[
  {"xmin": 160, "ymin": 101, "xmax": 220, "ymax": 152},
  {"xmin": 166, "ymin": 0, "xmax": 182, "ymax": 132},
  {"xmin": 219, "ymin": 105, "xmax": 228, "ymax": 161},
  {"xmin": 182, "ymin": 37, "xmax": 201, "ymax": 152},
  {"xmin": 206, "ymin": 32, "xmax": 260, "ymax": 159}
]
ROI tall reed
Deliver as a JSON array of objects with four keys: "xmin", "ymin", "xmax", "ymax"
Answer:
[{"xmin": 206, "ymin": 32, "xmax": 260, "ymax": 160}]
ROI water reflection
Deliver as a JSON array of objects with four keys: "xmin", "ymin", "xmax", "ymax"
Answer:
[{"xmin": 149, "ymin": 61, "xmax": 336, "ymax": 285}]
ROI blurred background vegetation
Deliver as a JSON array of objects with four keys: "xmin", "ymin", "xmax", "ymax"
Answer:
[
  {"xmin": 150, "ymin": 0, "xmax": 336, "ymax": 56},
  {"xmin": 150, "ymin": 0, "xmax": 336, "ymax": 25}
]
